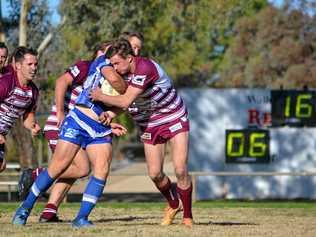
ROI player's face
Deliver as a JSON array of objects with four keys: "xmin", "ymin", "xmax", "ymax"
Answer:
[
  {"xmin": 0, "ymin": 48, "xmax": 8, "ymax": 69},
  {"xmin": 110, "ymin": 54, "xmax": 132, "ymax": 75},
  {"xmin": 129, "ymin": 36, "xmax": 142, "ymax": 56},
  {"xmin": 16, "ymin": 54, "xmax": 38, "ymax": 81}
]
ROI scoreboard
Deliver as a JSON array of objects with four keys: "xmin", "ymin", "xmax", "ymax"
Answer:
[
  {"xmin": 180, "ymin": 89, "xmax": 316, "ymax": 199},
  {"xmin": 271, "ymin": 90, "xmax": 316, "ymax": 127},
  {"xmin": 225, "ymin": 129, "xmax": 270, "ymax": 163}
]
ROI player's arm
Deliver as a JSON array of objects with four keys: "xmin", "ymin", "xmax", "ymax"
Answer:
[
  {"xmin": 101, "ymin": 66, "xmax": 127, "ymax": 94},
  {"xmin": 99, "ymin": 107, "xmax": 124, "ymax": 125},
  {"xmin": 23, "ymin": 111, "xmax": 41, "ymax": 137},
  {"xmin": 55, "ymin": 73, "xmax": 74, "ymax": 127},
  {"xmin": 90, "ymin": 85, "xmax": 142, "ymax": 110}
]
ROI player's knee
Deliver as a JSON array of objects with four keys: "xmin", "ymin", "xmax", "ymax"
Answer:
[
  {"xmin": 148, "ymin": 171, "xmax": 164, "ymax": 183},
  {"xmin": 174, "ymin": 167, "xmax": 188, "ymax": 180},
  {"xmin": 93, "ymin": 161, "xmax": 111, "ymax": 178},
  {"xmin": 78, "ymin": 166, "xmax": 90, "ymax": 178}
]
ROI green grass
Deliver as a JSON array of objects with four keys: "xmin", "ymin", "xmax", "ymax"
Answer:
[
  {"xmin": 1, "ymin": 201, "xmax": 316, "ymax": 237},
  {"xmin": 1, "ymin": 200, "xmax": 316, "ymax": 212}
]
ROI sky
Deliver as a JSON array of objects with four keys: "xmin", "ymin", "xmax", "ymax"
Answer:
[
  {"xmin": 0, "ymin": 0, "xmax": 307, "ymax": 26},
  {"xmin": 1, "ymin": 0, "xmax": 61, "ymax": 25}
]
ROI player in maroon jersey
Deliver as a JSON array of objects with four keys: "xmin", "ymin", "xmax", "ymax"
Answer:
[
  {"xmin": 0, "ymin": 46, "xmax": 41, "ymax": 173},
  {"xmin": 90, "ymin": 38, "xmax": 193, "ymax": 228}
]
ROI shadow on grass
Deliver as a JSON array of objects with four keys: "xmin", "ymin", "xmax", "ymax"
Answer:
[
  {"xmin": 208, "ymin": 221, "xmax": 258, "ymax": 226},
  {"xmin": 95, "ymin": 216, "xmax": 157, "ymax": 223}
]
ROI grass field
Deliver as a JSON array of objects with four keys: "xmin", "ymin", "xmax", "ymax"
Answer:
[{"xmin": 1, "ymin": 201, "xmax": 316, "ymax": 237}]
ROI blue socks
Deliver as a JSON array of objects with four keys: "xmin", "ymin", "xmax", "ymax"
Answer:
[
  {"xmin": 75, "ymin": 176, "xmax": 105, "ymax": 220},
  {"xmin": 22, "ymin": 170, "xmax": 54, "ymax": 210}
]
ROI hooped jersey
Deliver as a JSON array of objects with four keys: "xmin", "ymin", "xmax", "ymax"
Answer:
[
  {"xmin": 75, "ymin": 55, "xmax": 112, "ymax": 116},
  {"xmin": 0, "ymin": 71, "xmax": 38, "ymax": 135},
  {"xmin": 127, "ymin": 57, "xmax": 188, "ymax": 129}
]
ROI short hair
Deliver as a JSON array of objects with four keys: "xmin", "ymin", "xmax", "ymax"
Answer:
[
  {"xmin": 91, "ymin": 40, "xmax": 113, "ymax": 59},
  {"xmin": 120, "ymin": 31, "xmax": 144, "ymax": 43},
  {"xmin": 0, "ymin": 42, "xmax": 8, "ymax": 51},
  {"xmin": 13, "ymin": 46, "xmax": 38, "ymax": 63},
  {"xmin": 106, "ymin": 38, "xmax": 135, "ymax": 59}
]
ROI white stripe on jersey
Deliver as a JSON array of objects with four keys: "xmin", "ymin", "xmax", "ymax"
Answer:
[
  {"xmin": 13, "ymin": 88, "xmax": 33, "ymax": 97},
  {"xmin": 137, "ymin": 103, "xmax": 186, "ymax": 128},
  {"xmin": 128, "ymin": 59, "xmax": 187, "ymax": 128},
  {"xmin": 68, "ymin": 109, "xmax": 112, "ymax": 138}
]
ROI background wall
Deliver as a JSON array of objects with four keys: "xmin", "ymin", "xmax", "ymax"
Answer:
[{"xmin": 180, "ymin": 89, "xmax": 316, "ymax": 200}]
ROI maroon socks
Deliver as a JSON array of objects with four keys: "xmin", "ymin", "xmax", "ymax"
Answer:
[
  {"xmin": 156, "ymin": 177, "xmax": 179, "ymax": 209},
  {"xmin": 177, "ymin": 184, "xmax": 193, "ymax": 218}
]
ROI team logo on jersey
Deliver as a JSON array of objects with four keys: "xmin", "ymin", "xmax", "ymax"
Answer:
[
  {"xmin": 180, "ymin": 116, "xmax": 188, "ymax": 122},
  {"xmin": 69, "ymin": 65, "xmax": 80, "ymax": 77},
  {"xmin": 141, "ymin": 132, "xmax": 151, "ymax": 140},
  {"xmin": 169, "ymin": 122, "xmax": 183, "ymax": 133},
  {"xmin": 63, "ymin": 128, "xmax": 79, "ymax": 139},
  {"xmin": 132, "ymin": 75, "xmax": 146, "ymax": 86}
]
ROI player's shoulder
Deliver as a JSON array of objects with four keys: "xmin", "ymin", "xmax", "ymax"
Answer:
[
  {"xmin": 0, "ymin": 71, "xmax": 15, "ymax": 85},
  {"xmin": 68, "ymin": 59, "xmax": 91, "ymax": 77},
  {"xmin": 28, "ymin": 81, "xmax": 39, "ymax": 94},
  {"xmin": 134, "ymin": 57, "xmax": 157, "ymax": 75},
  {"xmin": 73, "ymin": 60, "xmax": 91, "ymax": 69}
]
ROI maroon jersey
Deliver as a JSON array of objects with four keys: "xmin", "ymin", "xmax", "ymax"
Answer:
[
  {"xmin": 127, "ymin": 57, "xmax": 187, "ymax": 129},
  {"xmin": 0, "ymin": 64, "xmax": 14, "ymax": 77},
  {"xmin": 43, "ymin": 60, "xmax": 90, "ymax": 133},
  {"xmin": 0, "ymin": 71, "xmax": 38, "ymax": 135}
]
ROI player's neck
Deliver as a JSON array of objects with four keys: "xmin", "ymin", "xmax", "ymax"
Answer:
[
  {"xmin": 130, "ymin": 57, "xmax": 136, "ymax": 73},
  {"xmin": 17, "ymin": 72, "xmax": 29, "ymax": 87}
]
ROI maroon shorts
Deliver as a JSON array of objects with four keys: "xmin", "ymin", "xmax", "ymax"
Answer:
[
  {"xmin": 44, "ymin": 130, "xmax": 59, "ymax": 152},
  {"xmin": 140, "ymin": 116, "xmax": 190, "ymax": 145}
]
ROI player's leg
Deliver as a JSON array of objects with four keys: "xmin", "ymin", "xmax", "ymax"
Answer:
[
  {"xmin": 39, "ymin": 148, "xmax": 90, "ymax": 222},
  {"xmin": 72, "ymin": 141, "xmax": 112, "ymax": 228},
  {"xmin": 169, "ymin": 131, "xmax": 193, "ymax": 227},
  {"xmin": 144, "ymin": 142, "xmax": 181, "ymax": 226},
  {"xmin": 12, "ymin": 140, "xmax": 80, "ymax": 225}
]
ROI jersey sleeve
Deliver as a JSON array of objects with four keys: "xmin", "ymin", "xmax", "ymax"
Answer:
[
  {"xmin": 65, "ymin": 60, "xmax": 91, "ymax": 86},
  {"xmin": 129, "ymin": 59, "xmax": 159, "ymax": 91},
  {"xmin": 25, "ymin": 83, "xmax": 39, "ymax": 114},
  {"xmin": 0, "ymin": 75, "xmax": 13, "ymax": 102}
]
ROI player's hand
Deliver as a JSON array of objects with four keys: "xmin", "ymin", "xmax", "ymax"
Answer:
[
  {"xmin": 0, "ymin": 158, "xmax": 6, "ymax": 173},
  {"xmin": 110, "ymin": 122, "xmax": 127, "ymax": 136},
  {"xmin": 99, "ymin": 111, "xmax": 114, "ymax": 125},
  {"xmin": 31, "ymin": 123, "xmax": 41, "ymax": 137},
  {"xmin": 0, "ymin": 134, "xmax": 6, "ymax": 144},
  {"xmin": 56, "ymin": 111, "xmax": 65, "ymax": 128},
  {"xmin": 89, "ymin": 87, "xmax": 103, "ymax": 102}
]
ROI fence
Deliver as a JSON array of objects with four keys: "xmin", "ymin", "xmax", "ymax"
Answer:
[{"xmin": 2, "ymin": 164, "xmax": 316, "ymax": 202}]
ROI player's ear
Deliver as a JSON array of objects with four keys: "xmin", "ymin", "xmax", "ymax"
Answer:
[
  {"xmin": 15, "ymin": 61, "xmax": 22, "ymax": 70},
  {"xmin": 127, "ymin": 55, "xmax": 133, "ymax": 63}
]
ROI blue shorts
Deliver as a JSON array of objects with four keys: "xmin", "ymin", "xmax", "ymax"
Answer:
[{"xmin": 59, "ymin": 107, "xmax": 112, "ymax": 149}]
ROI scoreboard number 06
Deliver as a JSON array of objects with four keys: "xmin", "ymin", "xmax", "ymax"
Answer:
[{"xmin": 225, "ymin": 129, "xmax": 270, "ymax": 163}]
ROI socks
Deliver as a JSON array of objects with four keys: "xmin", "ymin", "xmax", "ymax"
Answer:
[
  {"xmin": 177, "ymin": 183, "xmax": 193, "ymax": 218},
  {"xmin": 156, "ymin": 177, "xmax": 179, "ymax": 209},
  {"xmin": 22, "ymin": 170, "xmax": 54, "ymax": 210},
  {"xmin": 75, "ymin": 176, "xmax": 105, "ymax": 220},
  {"xmin": 41, "ymin": 203, "xmax": 57, "ymax": 219},
  {"xmin": 32, "ymin": 167, "xmax": 45, "ymax": 181}
]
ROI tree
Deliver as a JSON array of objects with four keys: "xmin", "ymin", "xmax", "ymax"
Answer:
[{"xmin": 217, "ymin": 5, "xmax": 316, "ymax": 88}]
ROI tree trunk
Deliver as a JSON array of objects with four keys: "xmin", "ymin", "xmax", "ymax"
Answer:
[
  {"xmin": 19, "ymin": 0, "xmax": 31, "ymax": 46},
  {"xmin": 0, "ymin": 0, "xmax": 5, "ymax": 42}
]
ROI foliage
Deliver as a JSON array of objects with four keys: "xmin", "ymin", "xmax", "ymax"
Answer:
[
  {"xmin": 58, "ymin": 0, "xmax": 267, "ymax": 87},
  {"xmin": 217, "ymin": 5, "xmax": 316, "ymax": 88}
]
